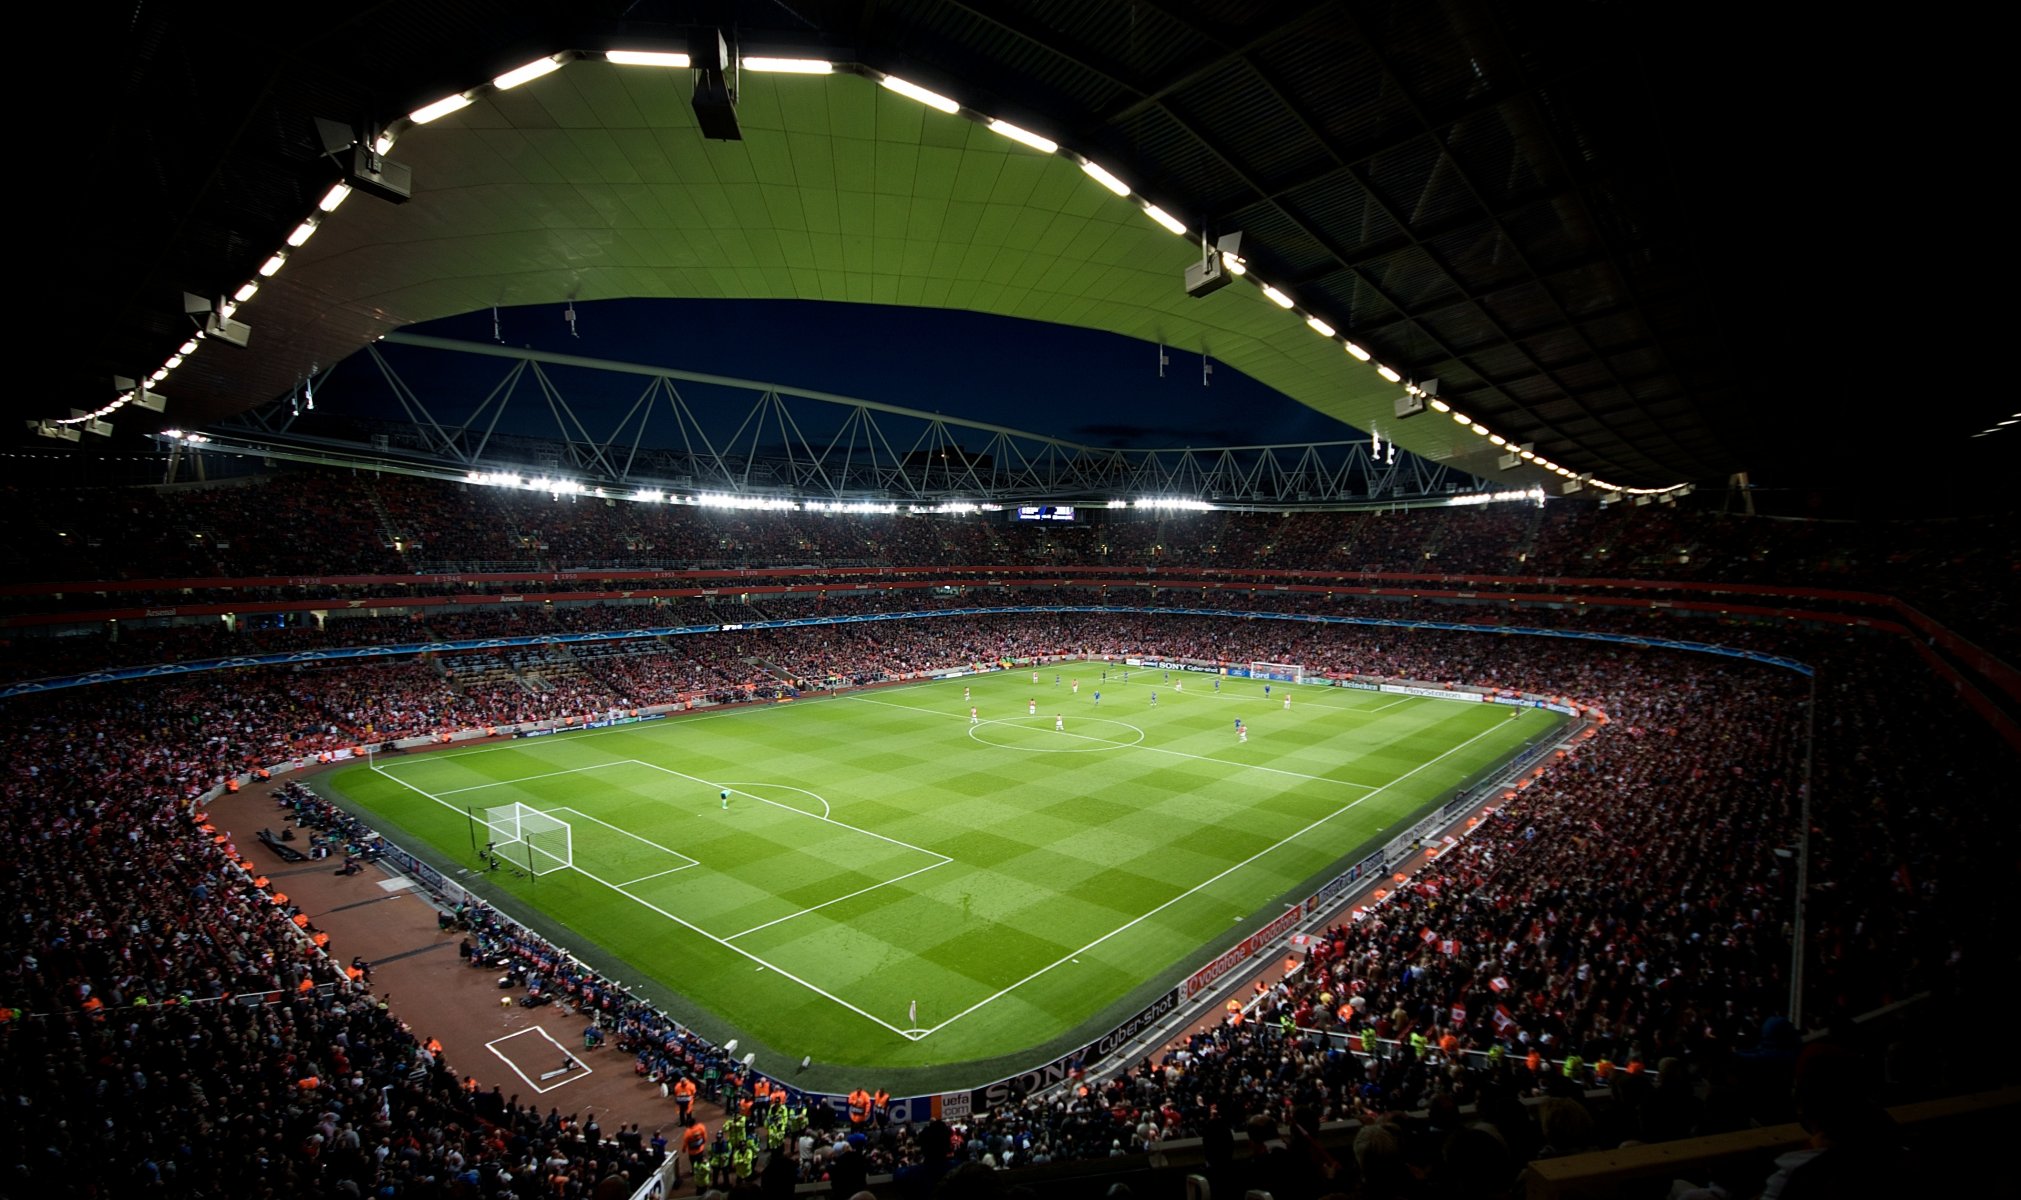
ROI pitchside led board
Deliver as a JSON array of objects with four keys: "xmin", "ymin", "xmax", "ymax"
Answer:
[{"xmin": 1015, "ymin": 505, "xmax": 1076, "ymax": 522}]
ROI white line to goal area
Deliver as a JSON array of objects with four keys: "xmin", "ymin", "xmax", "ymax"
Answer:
[{"xmin": 373, "ymin": 753, "xmax": 947, "ymax": 941}]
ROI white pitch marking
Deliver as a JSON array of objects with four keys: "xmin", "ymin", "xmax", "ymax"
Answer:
[
  {"xmin": 368, "ymin": 766, "xmax": 922, "ymax": 1039},
  {"xmin": 624, "ymin": 760, "xmax": 950, "ymax": 864},
  {"xmin": 718, "ymin": 781, "xmax": 832, "ymax": 819},
  {"xmin": 486, "ymin": 1026, "xmax": 593, "ymax": 1094},
  {"xmin": 422, "ymin": 762, "xmax": 635, "ymax": 795},
  {"xmin": 724, "ymin": 858, "xmax": 952, "ymax": 941},
  {"xmin": 916, "ymin": 716, "xmax": 1519, "ymax": 1039},
  {"xmin": 615, "ymin": 865, "xmax": 698, "ymax": 887},
  {"xmin": 546, "ymin": 805, "xmax": 700, "ymax": 870},
  {"xmin": 851, "ymin": 695, "xmax": 1382, "ymax": 791}
]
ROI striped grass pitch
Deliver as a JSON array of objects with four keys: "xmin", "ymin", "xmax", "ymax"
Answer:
[{"xmin": 325, "ymin": 662, "xmax": 1563, "ymax": 1089}]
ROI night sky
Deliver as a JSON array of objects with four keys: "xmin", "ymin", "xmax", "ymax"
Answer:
[{"xmin": 335, "ymin": 298, "xmax": 1365, "ymax": 455}]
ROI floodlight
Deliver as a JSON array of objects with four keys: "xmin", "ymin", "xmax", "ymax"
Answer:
[
  {"xmin": 1261, "ymin": 285, "xmax": 1294, "ymax": 308},
  {"xmin": 1306, "ymin": 316, "xmax": 1334, "ymax": 337},
  {"xmin": 1429, "ymin": 398, "xmax": 1451, "ymax": 412},
  {"xmin": 1376, "ymin": 365, "xmax": 1401, "ymax": 383},
  {"xmin": 1344, "ymin": 341, "xmax": 1370, "ymax": 361},
  {"xmin": 409, "ymin": 93, "xmax": 472, "ymax": 124},
  {"xmin": 1080, "ymin": 160, "xmax": 1130, "ymax": 195},
  {"xmin": 986, "ymin": 118, "xmax": 1057, "ymax": 153},
  {"xmin": 233, "ymin": 282, "xmax": 259, "ymax": 302},
  {"xmin": 258, "ymin": 254, "xmax": 286, "ymax": 277},
  {"xmin": 606, "ymin": 49, "xmax": 691, "ymax": 67},
  {"xmin": 286, "ymin": 220, "xmax": 318, "ymax": 247},
  {"xmin": 744, "ymin": 56, "xmax": 832, "ymax": 74},
  {"xmin": 880, "ymin": 74, "xmax": 958, "ymax": 113},
  {"xmin": 1144, "ymin": 205, "xmax": 1186, "ymax": 235},
  {"xmin": 312, "ymin": 118, "xmax": 412, "ymax": 204},
  {"xmin": 494, "ymin": 55, "xmax": 563, "ymax": 90}
]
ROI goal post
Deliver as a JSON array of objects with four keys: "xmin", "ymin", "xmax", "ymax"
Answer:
[
  {"xmin": 477, "ymin": 803, "xmax": 575, "ymax": 876},
  {"xmin": 1249, "ymin": 661, "xmax": 1305, "ymax": 684}
]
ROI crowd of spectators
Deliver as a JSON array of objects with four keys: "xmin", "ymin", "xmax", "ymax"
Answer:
[
  {"xmin": 2, "ymin": 496, "xmax": 2009, "ymax": 1196},
  {"xmin": 6, "ymin": 470, "xmax": 2016, "ymax": 650}
]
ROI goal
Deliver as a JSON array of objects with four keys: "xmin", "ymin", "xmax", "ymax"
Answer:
[
  {"xmin": 478, "ymin": 803, "xmax": 575, "ymax": 876},
  {"xmin": 1249, "ymin": 661, "xmax": 1305, "ymax": 684}
]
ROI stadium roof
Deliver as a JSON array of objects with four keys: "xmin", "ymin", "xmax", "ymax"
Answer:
[{"xmin": 38, "ymin": 2, "xmax": 1993, "ymax": 498}]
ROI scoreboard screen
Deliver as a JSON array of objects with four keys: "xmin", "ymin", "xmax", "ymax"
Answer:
[{"xmin": 1015, "ymin": 505, "xmax": 1077, "ymax": 522}]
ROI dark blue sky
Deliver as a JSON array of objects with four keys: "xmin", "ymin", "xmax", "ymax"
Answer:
[{"xmin": 339, "ymin": 298, "xmax": 1365, "ymax": 453}]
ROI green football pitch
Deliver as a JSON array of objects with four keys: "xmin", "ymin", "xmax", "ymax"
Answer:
[{"xmin": 322, "ymin": 662, "xmax": 1565, "ymax": 1092}]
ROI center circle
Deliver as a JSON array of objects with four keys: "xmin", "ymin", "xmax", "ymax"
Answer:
[{"xmin": 968, "ymin": 716, "xmax": 1147, "ymax": 753}]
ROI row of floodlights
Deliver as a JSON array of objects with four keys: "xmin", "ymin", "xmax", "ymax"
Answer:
[
  {"xmin": 1970, "ymin": 412, "xmax": 2020, "ymax": 438},
  {"xmin": 80, "ymin": 44, "xmax": 1683, "ymax": 500},
  {"xmin": 1409, "ymin": 385, "xmax": 1684, "ymax": 497},
  {"xmin": 1445, "ymin": 487, "xmax": 1546, "ymax": 507},
  {"xmin": 466, "ymin": 471, "xmax": 1247, "ymax": 512}
]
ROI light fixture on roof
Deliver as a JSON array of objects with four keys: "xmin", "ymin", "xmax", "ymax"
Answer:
[
  {"xmin": 258, "ymin": 253, "xmax": 286, "ymax": 277},
  {"xmin": 1428, "ymin": 398, "xmax": 1451, "ymax": 413},
  {"xmin": 1344, "ymin": 341, "xmax": 1370, "ymax": 361},
  {"xmin": 986, "ymin": 118, "xmax": 1057, "ymax": 153},
  {"xmin": 184, "ymin": 292, "xmax": 252, "ymax": 348},
  {"xmin": 232, "ymin": 281, "xmax": 259, "ymax": 303},
  {"xmin": 1080, "ymin": 159, "xmax": 1130, "ymax": 196},
  {"xmin": 313, "ymin": 118, "xmax": 413, "ymax": 204},
  {"xmin": 1395, "ymin": 377, "xmax": 1436, "ymax": 420},
  {"xmin": 743, "ymin": 56, "xmax": 833, "ymax": 74},
  {"xmin": 1376, "ymin": 364, "xmax": 1401, "ymax": 383},
  {"xmin": 494, "ymin": 54, "xmax": 564, "ymax": 90},
  {"xmin": 1261, "ymin": 285, "xmax": 1295, "ymax": 308},
  {"xmin": 408, "ymin": 92, "xmax": 473, "ymax": 124},
  {"xmin": 1306, "ymin": 316, "xmax": 1335, "ymax": 337},
  {"xmin": 880, "ymin": 73, "xmax": 958, "ymax": 113},
  {"xmin": 1184, "ymin": 230, "xmax": 1244, "ymax": 297},
  {"xmin": 1144, "ymin": 205, "xmax": 1186, "ymax": 235},
  {"xmin": 607, "ymin": 49, "xmax": 691, "ymax": 67},
  {"xmin": 286, "ymin": 220, "xmax": 318, "ymax": 246}
]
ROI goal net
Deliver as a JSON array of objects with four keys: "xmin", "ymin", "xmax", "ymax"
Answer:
[
  {"xmin": 1249, "ymin": 661, "xmax": 1305, "ymax": 684},
  {"xmin": 479, "ymin": 803, "xmax": 574, "ymax": 876}
]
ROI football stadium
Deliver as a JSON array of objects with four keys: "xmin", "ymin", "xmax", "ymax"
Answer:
[{"xmin": 7, "ymin": 4, "xmax": 2013, "ymax": 1198}]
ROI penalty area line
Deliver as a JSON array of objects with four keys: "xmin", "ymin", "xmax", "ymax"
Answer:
[{"xmin": 364, "ymin": 761, "xmax": 918, "ymax": 1040}]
